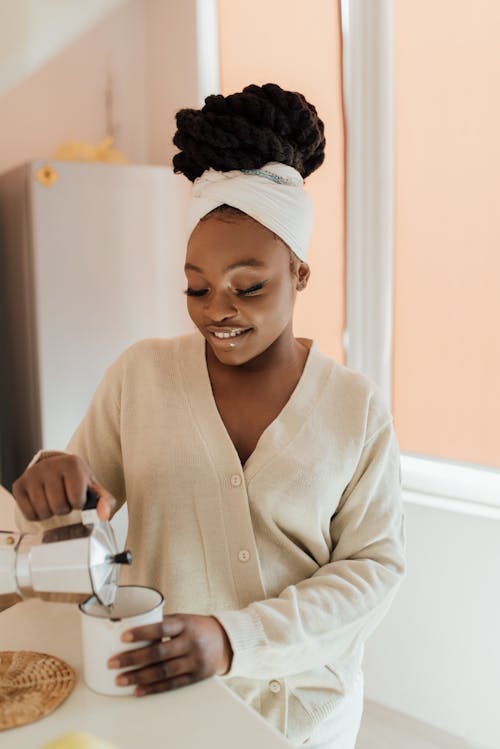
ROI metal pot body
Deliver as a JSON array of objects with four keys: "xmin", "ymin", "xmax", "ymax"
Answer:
[{"xmin": 0, "ymin": 517, "xmax": 129, "ymax": 606}]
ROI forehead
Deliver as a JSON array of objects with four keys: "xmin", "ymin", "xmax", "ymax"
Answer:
[{"xmin": 185, "ymin": 216, "xmax": 287, "ymax": 269}]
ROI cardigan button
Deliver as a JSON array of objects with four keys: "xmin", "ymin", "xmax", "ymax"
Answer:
[
  {"xmin": 237, "ymin": 549, "xmax": 250, "ymax": 563},
  {"xmin": 230, "ymin": 474, "xmax": 242, "ymax": 487},
  {"xmin": 269, "ymin": 680, "xmax": 281, "ymax": 693}
]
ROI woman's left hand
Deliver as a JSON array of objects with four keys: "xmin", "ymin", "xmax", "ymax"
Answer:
[{"xmin": 107, "ymin": 614, "xmax": 233, "ymax": 696}]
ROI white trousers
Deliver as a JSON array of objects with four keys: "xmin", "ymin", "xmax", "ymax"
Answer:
[{"xmin": 300, "ymin": 670, "xmax": 364, "ymax": 749}]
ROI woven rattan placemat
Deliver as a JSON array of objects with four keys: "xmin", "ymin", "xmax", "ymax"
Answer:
[{"xmin": 0, "ymin": 651, "xmax": 75, "ymax": 730}]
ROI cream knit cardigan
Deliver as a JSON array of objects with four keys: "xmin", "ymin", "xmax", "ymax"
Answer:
[{"xmin": 17, "ymin": 332, "xmax": 406, "ymax": 746}]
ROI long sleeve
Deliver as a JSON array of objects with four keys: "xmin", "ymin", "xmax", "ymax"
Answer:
[{"xmin": 214, "ymin": 417, "xmax": 406, "ymax": 680}]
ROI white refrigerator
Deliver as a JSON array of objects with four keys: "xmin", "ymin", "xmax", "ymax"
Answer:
[{"xmin": 0, "ymin": 160, "xmax": 194, "ymax": 491}]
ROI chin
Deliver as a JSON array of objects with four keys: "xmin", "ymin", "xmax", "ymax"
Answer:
[
  {"xmin": 205, "ymin": 333, "xmax": 266, "ymax": 367},
  {"xmin": 209, "ymin": 343, "xmax": 251, "ymax": 366}
]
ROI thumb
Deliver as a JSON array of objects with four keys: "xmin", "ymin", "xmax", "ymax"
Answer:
[{"xmin": 88, "ymin": 480, "xmax": 117, "ymax": 521}]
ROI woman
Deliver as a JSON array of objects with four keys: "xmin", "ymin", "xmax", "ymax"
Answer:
[{"xmin": 12, "ymin": 83, "xmax": 405, "ymax": 749}]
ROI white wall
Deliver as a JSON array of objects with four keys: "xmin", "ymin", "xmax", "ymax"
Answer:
[{"xmin": 363, "ymin": 498, "xmax": 500, "ymax": 749}]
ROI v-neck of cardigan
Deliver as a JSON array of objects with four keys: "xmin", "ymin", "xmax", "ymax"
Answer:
[{"xmin": 179, "ymin": 332, "xmax": 333, "ymax": 484}]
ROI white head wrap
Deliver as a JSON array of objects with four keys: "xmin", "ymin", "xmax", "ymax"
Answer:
[{"xmin": 184, "ymin": 161, "xmax": 313, "ymax": 262}]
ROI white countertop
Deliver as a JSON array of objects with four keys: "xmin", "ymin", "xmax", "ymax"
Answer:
[{"xmin": 0, "ymin": 599, "xmax": 291, "ymax": 748}]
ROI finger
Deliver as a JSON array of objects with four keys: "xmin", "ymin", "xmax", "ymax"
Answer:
[
  {"xmin": 121, "ymin": 615, "xmax": 185, "ymax": 644},
  {"xmin": 96, "ymin": 495, "xmax": 116, "ymax": 522},
  {"xmin": 115, "ymin": 656, "xmax": 193, "ymax": 688},
  {"xmin": 108, "ymin": 637, "xmax": 188, "ymax": 670},
  {"xmin": 61, "ymin": 466, "xmax": 87, "ymax": 510},
  {"xmin": 12, "ymin": 482, "xmax": 37, "ymax": 522},
  {"xmin": 28, "ymin": 484, "xmax": 53, "ymax": 521},
  {"xmin": 135, "ymin": 674, "xmax": 194, "ymax": 697},
  {"xmin": 43, "ymin": 473, "xmax": 73, "ymax": 515},
  {"xmin": 88, "ymin": 481, "xmax": 117, "ymax": 521}
]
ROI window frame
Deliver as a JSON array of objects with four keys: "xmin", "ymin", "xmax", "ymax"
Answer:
[
  {"xmin": 196, "ymin": 0, "xmax": 220, "ymax": 107},
  {"xmin": 340, "ymin": 0, "xmax": 500, "ymax": 514}
]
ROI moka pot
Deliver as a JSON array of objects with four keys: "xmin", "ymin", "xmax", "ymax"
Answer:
[{"xmin": 0, "ymin": 489, "xmax": 132, "ymax": 607}]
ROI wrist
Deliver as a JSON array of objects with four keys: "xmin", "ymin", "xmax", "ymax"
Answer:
[{"xmin": 211, "ymin": 617, "xmax": 233, "ymax": 675}]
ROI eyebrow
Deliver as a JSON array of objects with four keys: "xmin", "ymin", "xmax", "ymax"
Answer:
[{"xmin": 184, "ymin": 259, "xmax": 267, "ymax": 273}]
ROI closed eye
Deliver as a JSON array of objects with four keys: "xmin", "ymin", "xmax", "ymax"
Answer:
[
  {"xmin": 235, "ymin": 281, "xmax": 267, "ymax": 296},
  {"xmin": 183, "ymin": 280, "xmax": 268, "ymax": 297}
]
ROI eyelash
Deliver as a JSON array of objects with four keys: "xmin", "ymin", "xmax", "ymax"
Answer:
[{"xmin": 183, "ymin": 282, "xmax": 266, "ymax": 298}]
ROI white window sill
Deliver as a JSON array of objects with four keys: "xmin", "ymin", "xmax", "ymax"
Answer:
[{"xmin": 401, "ymin": 453, "xmax": 500, "ymax": 518}]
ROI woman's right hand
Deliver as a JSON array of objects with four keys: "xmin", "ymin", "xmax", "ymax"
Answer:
[{"xmin": 12, "ymin": 454, "xmax": 116, "ymax": 522}]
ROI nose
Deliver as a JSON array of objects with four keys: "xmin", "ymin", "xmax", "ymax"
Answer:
[{"xmin": 204, "ymin": 289, "xmax": 238, "ymax": 322}]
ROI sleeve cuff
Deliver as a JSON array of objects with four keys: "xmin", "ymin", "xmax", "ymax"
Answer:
[{"xmin": 212, "ymin": 607, "xmax": 268, "ymax": 678}]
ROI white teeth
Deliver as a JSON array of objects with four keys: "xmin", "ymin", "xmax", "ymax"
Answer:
[{"xmin": 213, "ymin": 329, "xmax": 247, "ymax": 339}]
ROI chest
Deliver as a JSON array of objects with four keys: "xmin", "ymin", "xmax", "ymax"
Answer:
[{"xmin": 211, "ymin": 381, "xmax": 296, "ymax": 466}]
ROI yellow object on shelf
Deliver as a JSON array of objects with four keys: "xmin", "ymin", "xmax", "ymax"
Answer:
[
  {"xmin": 41, "ymin": 732, "xmax": 118, "ymax": 749},
  {"xmin": 53, "ymin": 136, "xmax": 129, "ymax": 164}
]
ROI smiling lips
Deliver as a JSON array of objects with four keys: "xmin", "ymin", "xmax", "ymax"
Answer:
[{"xmin": 207, "ymin": 326, "xmax": 252, "ymax": 340}]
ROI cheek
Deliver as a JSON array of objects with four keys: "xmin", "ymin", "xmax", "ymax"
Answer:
[
  {"xmin": 269, "ymin": 282, "xmax": 295, "ymax": 312},
  {"xmin": 186, "ymin": 298, "xmax": 201, "ymax": 323},
  {"xmin": 247, "ymin": 288, "xmax": 294, "ymax": 327}
]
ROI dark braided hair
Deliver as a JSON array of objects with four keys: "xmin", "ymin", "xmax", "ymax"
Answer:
[{"xmin": 172, "ymin": 83, "xmax": 325, "ymax": 228}]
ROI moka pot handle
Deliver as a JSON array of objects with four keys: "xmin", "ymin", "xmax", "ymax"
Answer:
[{"xmin": 83, "ymin": 487, "xmax": 100, "ymax": 511}]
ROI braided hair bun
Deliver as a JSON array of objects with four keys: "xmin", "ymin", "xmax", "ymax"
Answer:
[{"xmin": 172, "ymin": 82, "xmax": 326, "ymax": 183}]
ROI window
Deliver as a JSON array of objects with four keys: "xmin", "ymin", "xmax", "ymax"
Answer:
[{"xmin": 341, "ymin": 0, "xmax": 500, "ymax": 511}]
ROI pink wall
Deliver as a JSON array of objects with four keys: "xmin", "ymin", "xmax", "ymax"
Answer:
[
  {"xmin": 217, "ymin": 0, "xmax": 345, "ymax": 362},
  {"xmin": 392, "ymin": 0, "xmax": 500, "ymax": 468},
  {"xmin": 146, "ymin": 0, "xmax": 200, "ymax": 168},
  {"xmin": 0, "ymin": 0, "xmax": 201, "ymax": 176},
  {"xmin": 0, "ymin": 1, "xmax": 148, "ymax": 175}
]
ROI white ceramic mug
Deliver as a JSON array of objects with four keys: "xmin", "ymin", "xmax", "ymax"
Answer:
[{"xmin": 79, "ymin": 585, "xmax": 164, "ymax": 696}]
